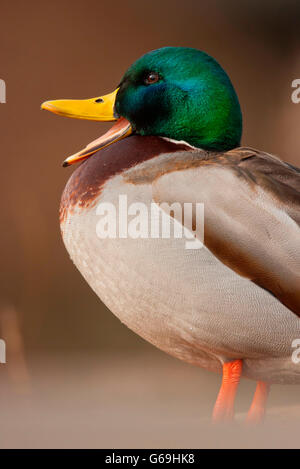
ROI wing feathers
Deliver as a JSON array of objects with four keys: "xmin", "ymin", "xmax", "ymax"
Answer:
[{"xmin": 152, "ymin": 147, "xmax": 300, "ymax": 316}]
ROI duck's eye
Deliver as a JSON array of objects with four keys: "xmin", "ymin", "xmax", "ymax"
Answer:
[{"xmin": 144, "ymin": 72, "xmax": 160, "ymax": 85}]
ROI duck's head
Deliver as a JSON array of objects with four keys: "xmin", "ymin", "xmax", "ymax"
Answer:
[{"xmin": 42, "ymin": 47, "xmax": 242, "ymax": 166}]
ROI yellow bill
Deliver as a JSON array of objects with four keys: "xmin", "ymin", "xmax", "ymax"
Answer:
[
  {"xmin": 41, "ymin": 89, "xmax": 132, "ymax": 165},
  {"xmin": 41, "ymin": 89, "xmax": 119, "ymax": 121}
]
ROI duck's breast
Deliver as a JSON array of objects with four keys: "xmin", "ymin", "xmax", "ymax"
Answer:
[{"xmin": 60, "ymin": 138, "xmax": 300, "ymax": 383}]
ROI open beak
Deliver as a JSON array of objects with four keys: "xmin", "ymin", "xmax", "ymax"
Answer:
[{"xmin": 41, "ymin": 89, "xmax": 132, "ymax": 166}]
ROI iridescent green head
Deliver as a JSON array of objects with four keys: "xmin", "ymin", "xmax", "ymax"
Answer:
[{"xmin": 115, "ymin": 47, "xmax": 242, "ymax": 151}]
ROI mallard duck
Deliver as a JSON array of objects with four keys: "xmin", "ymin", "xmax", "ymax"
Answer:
[{"xmin": 42, "ymin": 47, "xmax": 300, "ymax": 423}]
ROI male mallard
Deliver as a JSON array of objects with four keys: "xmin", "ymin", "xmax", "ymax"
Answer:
[{"xmin": 42, "ymin": 47, "xmax": 300, "ymax": 423}]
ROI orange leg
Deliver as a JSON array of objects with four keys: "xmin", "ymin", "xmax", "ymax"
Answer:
[
  {"xmin": 246, "ymin": 381, "xmax": 270, "ymax": 424},
  {"xmin": 212, "ymin": 360, "xmax": 243, "ymax": 423}
]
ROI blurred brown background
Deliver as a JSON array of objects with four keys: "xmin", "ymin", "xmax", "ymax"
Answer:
[{"xmin": 0, "ymin": 0, "xmax": 299, "ymax": 448}]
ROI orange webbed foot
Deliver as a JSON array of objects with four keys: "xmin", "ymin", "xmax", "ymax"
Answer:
[
  {"xmin": 246, "ymin": 381, "xmax": 270, "ymax": 424},
  {"xmin": 212, "ymin": 359, "xmax": 243, "ymax": 423}
]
